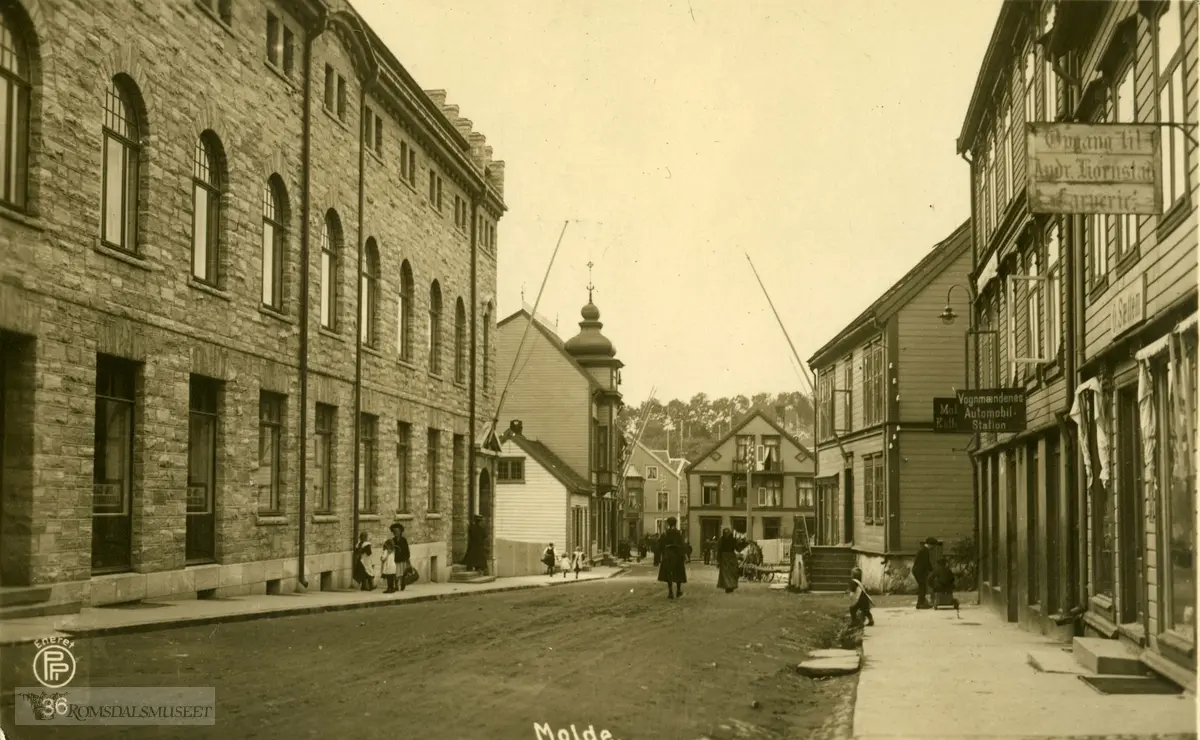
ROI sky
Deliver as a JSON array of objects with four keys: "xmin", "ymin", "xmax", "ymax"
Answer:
[{"xmin": 355, "ymin": 0, "xmax": 1002, "ymax": 405}]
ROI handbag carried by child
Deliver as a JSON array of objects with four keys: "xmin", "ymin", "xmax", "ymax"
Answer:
[{"xmin": 401, "ymin": 563, "xmax": 420, "ymax": 587}]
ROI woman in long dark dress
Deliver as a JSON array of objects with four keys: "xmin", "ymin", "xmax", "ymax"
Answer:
[
  {"xmin": 656, "ymin": 517, "xmax": 688, "ymax": 600},
  {"xmin": 715, "ymin": 528, "xmax": 747, "ymax": 593}
]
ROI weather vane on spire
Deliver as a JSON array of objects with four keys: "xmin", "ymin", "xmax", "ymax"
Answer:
[{"xmin": 586, "ymin": 261, "xmax": 595, "ymax": 303}]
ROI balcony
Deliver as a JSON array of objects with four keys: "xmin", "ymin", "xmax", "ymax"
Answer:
[
  {"xmin": 732, "ymin": 459, "xmax": 783, "ymax": 474},
  {"xmin": 594, "ymin": 469, "xmax": 618, "ymax": 493}
]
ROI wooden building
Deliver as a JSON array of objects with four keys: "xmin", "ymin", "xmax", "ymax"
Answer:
[
  {"xmin": 958, "ymin": 0, "xmax": 1196, "ymax": 690},
  {"xmin": 491, "ymin": 420, "xmax": 592, "ymax": 576},
  {"xmin": 684, "ymin": 409, "xmax": 815, "ymax": 554},
  {"xmin": 807, "ymin": 221, "xmax": 974, "ymax": 592},
  {"xmin": 624, "ymin": 441, "xmax": 685, "ymax": 542},
  {"xmin": 493, "ymin": 291, "xmax": 626, "ymax": 557}
]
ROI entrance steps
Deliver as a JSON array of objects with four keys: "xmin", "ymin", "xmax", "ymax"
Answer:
[
  {"xmin": 1071, "ymin": 636, "xmax": 1145, "ymax": 676},
  {"xmin": 0, "ymin": 585, "xmax": 82, "ymax": 620},
  {"xmin": 806, "ymin": 547, "xmax": 856, "ymax": 592},
  {"xmin": 1027, "ymin": 637, "xmax": 1146, "ymax": 679},
  {"xmin": 449, "ymin": 564, "xmax": 496, "ymax": 584}
]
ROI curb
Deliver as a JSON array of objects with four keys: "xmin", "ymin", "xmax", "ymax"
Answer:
[{"xmin": 2, "ymin": 567, "xmax": 630, "ymax": 643}]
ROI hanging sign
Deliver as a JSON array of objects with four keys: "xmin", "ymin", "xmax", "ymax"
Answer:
[
  {"xmin": 933, "ymin": 389, "xmax": 1027, "ymax": 433},
  {"xmin": 1026, "ymin": 122, "xmax": 1162, "ymax": 216}
]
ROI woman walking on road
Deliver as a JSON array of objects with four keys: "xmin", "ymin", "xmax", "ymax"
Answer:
[
  {"xmin": 656, "ymin": 517, "xmax": 688, "ymax": 600},
  {"xmin": 715, "ymin": 528, "xmax": 747, "ymax": 593}
]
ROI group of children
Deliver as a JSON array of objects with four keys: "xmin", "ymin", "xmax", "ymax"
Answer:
[
  {"xmin": 352, "ymin": 526, "xmax": 415, "ymax": 593},
  {"xmin": 848, "ymin": 557, "xmax": 959, "ymax": 627},
  {"xmin": 541, "ymin": 543, "xmax": 587, "ymax": 579}
]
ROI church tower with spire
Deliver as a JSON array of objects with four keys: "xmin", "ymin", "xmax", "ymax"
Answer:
[
  {"xmin": 563, "ymin": 262, "xmax": 624, "ymax": 392},
  {"xmin": 562, "ymin": 263, "xmax": 624, "ymax": 554}
]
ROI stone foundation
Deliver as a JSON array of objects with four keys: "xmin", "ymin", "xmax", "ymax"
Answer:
[{"xmin": 36, "ymin": 542, "xmax": 450, "ymax": 607}]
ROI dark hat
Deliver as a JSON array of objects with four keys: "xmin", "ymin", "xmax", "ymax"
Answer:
[
  {"xmin": 390, "ymin": 523, "xmax": 404, "ymax": 532},
  {"xmin": 923, "ymin": 537, "xmax": 940, "ymax": 546}
]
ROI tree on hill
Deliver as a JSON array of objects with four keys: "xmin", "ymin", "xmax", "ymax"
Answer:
[{"xmin": 616, "ymin": 391, "xmax": 814, "ymax": 464}]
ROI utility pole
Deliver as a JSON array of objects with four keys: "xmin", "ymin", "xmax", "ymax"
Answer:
[{"xmin": 745, "ymin": 446, "xmax": 754, "ymax": 540}]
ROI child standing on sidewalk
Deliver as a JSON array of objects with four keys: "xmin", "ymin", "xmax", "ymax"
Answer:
[
  {"xmin": 849, "ymin": 567, "xmax": 875, "ymax": 626},
  {"xmin": 380, "ymin": 538, "xmax": 398, "ymax": 593},
  {"xmin": 571, "ymin": 546, "xmax": 586, "ymax": 580}
]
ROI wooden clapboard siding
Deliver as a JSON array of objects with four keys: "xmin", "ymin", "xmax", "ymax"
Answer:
[
  {"xmin": 1083, "ymin": 2, "xmax": 1199, "ymax": 360},
  {"xmin": 896, "ymin": 246, "xmax": 974, "ymax": 420},
  {"xmin": 844, "ymin": 433, "xmax": 886, "ymax": 553},
  {"xmin": 1025, "ymin": 375, "xmax": 1069, "ymax": 427},
  {"xmin": 898, "ymin": 431, "xmax": 975, "ymax": 551},
  {"xmin": 494, "ymin": 317, "xmax": 590, "ymax": 473},
  {"xmin": 493, "ymin": 440, "xmax": 568, "ymax": 548}
]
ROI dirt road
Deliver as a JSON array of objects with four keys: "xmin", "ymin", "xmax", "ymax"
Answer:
[{"xmin": 1, "ymin": 564, "xmax": 856, "ymax": 740}]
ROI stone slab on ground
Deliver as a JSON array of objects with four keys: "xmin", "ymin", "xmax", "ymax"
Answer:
[
  {"xmin": 0, "ymin": 567, "xmax": 626, "ymax": 645},
  {"xmin": 808, "ymin": 648, "xmax": 860, "ymax": 660},
  {"xmin": 854, "ymin": 604, "xmax": 1197, "ymax": 738},
  {"xmin": 1028, "ymin": 647, "xmax": 1094, "ymax": 675},
  {"xmin": 797, "ymin": 654, "xmax": 861, "ymax": 677}
]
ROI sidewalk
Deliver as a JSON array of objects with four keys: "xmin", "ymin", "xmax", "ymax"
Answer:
[
  {"xmin": 853, "ymin": 602, "xmax": 1197, "ymax": 739},
  {"xmin": 0, "ymin": 567, "xmax": 626, "ymax": 645}
]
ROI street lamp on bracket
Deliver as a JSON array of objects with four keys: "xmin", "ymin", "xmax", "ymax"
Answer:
[{"xmin": 940, "ymin": 283, "xmax": 972, "ymax": 325}]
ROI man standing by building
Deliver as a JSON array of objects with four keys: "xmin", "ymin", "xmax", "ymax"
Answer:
[{"xmin": 912, "ymin": 537, "xmax": 937, "ymax": 609}]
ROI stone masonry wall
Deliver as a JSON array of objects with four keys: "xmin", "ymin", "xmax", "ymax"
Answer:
[{"xmin": 0, "ymin": 0, "xmax": 504, "ymax": 592}]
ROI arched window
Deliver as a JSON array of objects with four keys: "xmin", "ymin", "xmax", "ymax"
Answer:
[
  {"xmin": 429, "ymin": 280, "xmax": 443, "ymax": 374},
  {"xmin": 101, "ymin": 77, "xmax": 142, "ymax": 252},
  {"xmin": 482, "ymin": 301, "xmax": 493, "ymax": 393},
  {"xmin": 191, "ymin": 133, "xmax": 224, "ymax": 284},
  {"xmin": 361, "ymin": 238, "xmax": 380, "ymax": 347},
  {"xmin": 454, "ymin": 297, "xmax": 466, "ymax": 383},
  {"xmin": 320, "ymin": 210, "xmax": 341, "ymax": 330},
  {"xmin": 261, "ymin": 177, "xmax": 287, "ymax": 311},
  {"xmin": 0, "ymin": 9, "xmax": 30, "ymax": 210},
  {"xmin": 397, "ymin": 260, "xmax": 413, "ymax": 360}
]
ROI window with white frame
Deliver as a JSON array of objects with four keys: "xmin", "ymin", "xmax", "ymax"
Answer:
[
  {"xmin": 757, "ymin": 479, "xmax": 782, "ymax": 508},
  {"xmin": 1025, "ymin": 248, "xmax": 1042, "ymax": 362},
  {"xmin": 1024, "ymin": 46, "xmax": 1036, "ymax": 125},
  {"xmin": 1157, "ymin": 2, "xmax": 1190, "ymax": 213},
  {"xmin": 1001, "ymin": 102, "xmax": 1012, "ymax": 208},
  {"xmin": 862, "ymin": 338, "xmax": 885, "ymax": 427},
  {"xmin": 701, "ymin": 477, "xmax": 719, "ymax": 506},
  {"xmin": 1111, "ymin": 60, "xmax": 1139, "ymax": 262},
  {"xmin": 657, "ymin": 490, "xmax": 669, "ymax": 511},
  {"xmin": 796, "ymin": 477, "xmax": 814, "ymax": 508},
  {"xmin": 1045, "ymin": 221, "xmax": 1062, "ymax": 361},
  {"xmin": 655, "ymin": 519, "xmax": 665, "ymax": 534},
  {"xmin": 645, "ymin": 465, "xmax": 659, "ymax": 480},
  {"xmin": 817, "ymin": 369, "xmax": 835, "ymax": 441},
  {"xmin": 841, "ymin": 357, "xmax": 853, "ymax": 433},
  {"xmin": 1085, "ymin": 207, "xmax": 1108, "ymax": 289}
]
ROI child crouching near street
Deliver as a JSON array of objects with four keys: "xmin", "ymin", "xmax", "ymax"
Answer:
[
  {"xmin": 849, "ymin": 567, "xmax": 875, "ymax": 626},
  {"xmin": 380, "ymin": 538, "xmax": 399, "ymax": 593}
]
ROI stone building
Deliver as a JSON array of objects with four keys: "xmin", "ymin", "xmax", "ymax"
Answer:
[{"xmin": 0, "ymin": 0, "xmax": 506, "ymax": 613}]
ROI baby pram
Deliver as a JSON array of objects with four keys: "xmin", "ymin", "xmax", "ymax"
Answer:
[{"xmin": 930, "ymin": 567, "xmax": 960, "ymax": 616}]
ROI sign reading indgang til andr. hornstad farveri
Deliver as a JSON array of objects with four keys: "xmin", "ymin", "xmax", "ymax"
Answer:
[{"xmin": 1026, "ymin": 122, "xmax": 1162, "ymax": 216}]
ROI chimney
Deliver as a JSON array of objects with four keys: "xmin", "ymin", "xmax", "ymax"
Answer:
[
  {"xmin": 509, "ymin": 419, "xmax": 523, "ymax": 436},
  {"xmin": 454, "ymin": 118, "xmax": 473, "ymax": 139},
  {"xmin": 441, "ymin": 104, "xmax": 460, "ymax": 122},
  {"xmin": 424, "ymin": 89, "xmax": 447, "ymax": 108},
  {"xmin": 486, "ymin": 160, "xmax": 505, "ymax": 198},
  {"xmin": 468, "ymin": 132, "xmax": 489, "ymax": 171}
]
